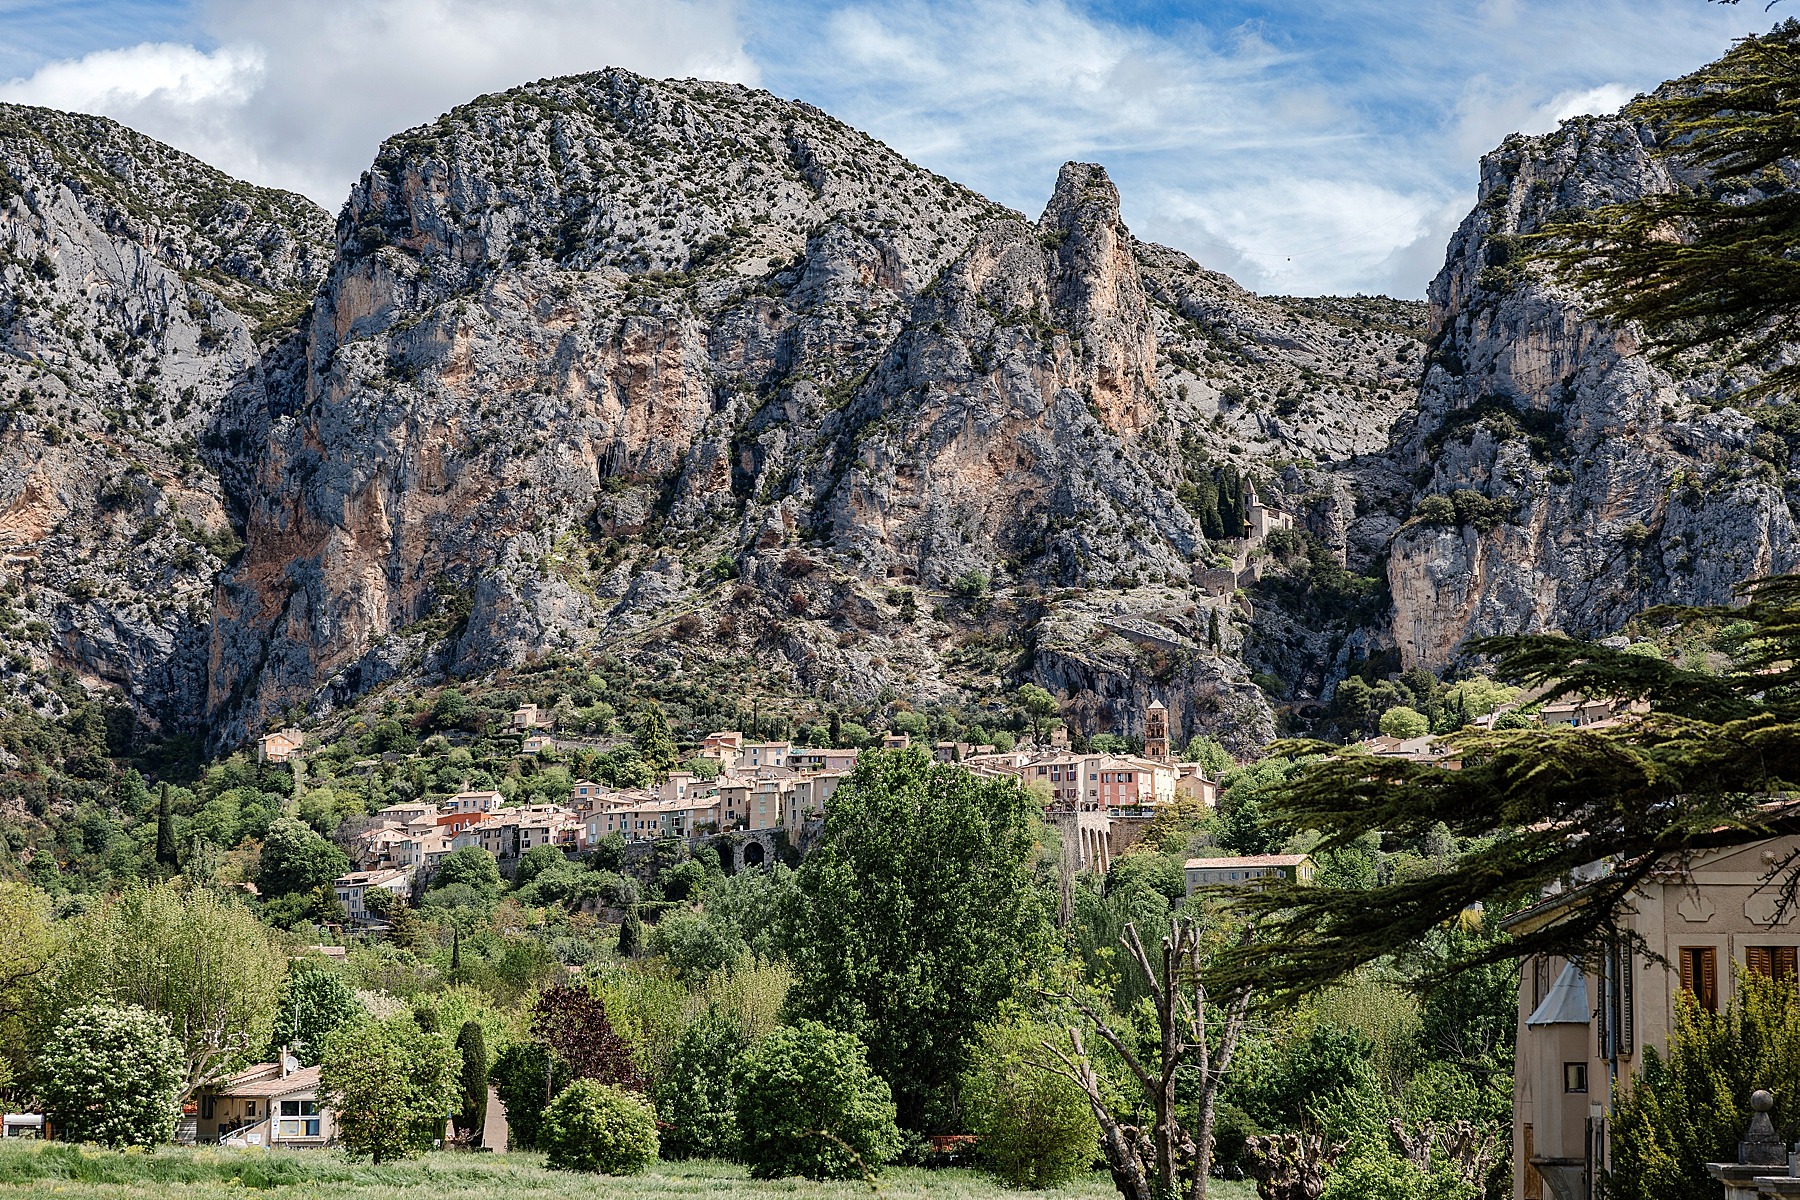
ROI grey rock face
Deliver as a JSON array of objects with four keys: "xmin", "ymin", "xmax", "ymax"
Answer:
[
  {"xmin": 0, "ymin": 105, "xmax": 331, "ymax": 728},
  {"xmin": 206, "ymin": 70, "xmax": 1424, "ymax": 748},
  {"xmin": 1388, "ymin": 114, "xmax": 1800, "ymax": 668}
]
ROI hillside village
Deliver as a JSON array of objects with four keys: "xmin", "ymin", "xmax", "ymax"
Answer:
[
  {"xmin": 326, "ymin": 701, "xmax": 1222, "ymax": 921},
  {"xmin": 4, "ymin": 18, "xmax": 1800, "ymax": 1200}
]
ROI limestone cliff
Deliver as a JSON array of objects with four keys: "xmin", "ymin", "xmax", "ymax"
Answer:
[
  {"xmin": 201, "ymin": 70, "xmax": 1423, "ymax": 750},
  {"xmin": 0, "ymin": 105, "xmax": 331, "ymax": 728},
  {"xmin": 1387, "ymin": 111, "xmax": 1800, "ymax": 669}
]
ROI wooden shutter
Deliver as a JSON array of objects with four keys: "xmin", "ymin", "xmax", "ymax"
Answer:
[
  {"xmin": 1778, "ymin": 947, "xmax": 1799, "ymax": 981},
  {"xmin": 1620, "ymin": 944, "xmax": 1635, "ymax": 1056},
  {"xmin": 1749, "ymin": 946, "xmax": 1774, "ymax": 978},
  {"xmin": 1523, "ymin": 1124, "xmax": 1541, "ymax": 1200},
  {"xmin": 1681, "ymin": 947, "xmax": 1719, "ymax": 1011}
]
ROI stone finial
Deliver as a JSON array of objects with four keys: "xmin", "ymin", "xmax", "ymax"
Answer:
[{"xmin": 1740, "ymin": 1089, "xmax": 1785, "ymax": 1166}]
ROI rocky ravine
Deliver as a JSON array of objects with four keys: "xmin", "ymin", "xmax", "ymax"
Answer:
[{"xmin": 0, "ymin": 105, "xmax": 331, "ymax": 730}]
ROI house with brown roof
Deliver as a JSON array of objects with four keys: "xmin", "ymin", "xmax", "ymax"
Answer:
[
  {"xmin": 1183, "ymin": 854, "xmax": 1315, "ymax": 893},
  {"xmin": 258, "ymin": 728, "xmax": 305, "ymax": 764},
  {"xmin": 200, "ymin": 1057, "xmax": 332, "ymax": 1148}
]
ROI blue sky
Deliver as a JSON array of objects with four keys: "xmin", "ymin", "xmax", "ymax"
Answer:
[{"xmin": 0, "ymin": 0, "xmax": 1777, "ymax": 296}]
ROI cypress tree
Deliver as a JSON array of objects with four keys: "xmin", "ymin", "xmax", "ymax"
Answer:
[
  {"xmin": 154, "ymin": 783, "xmax": 177, "ymax": 870},
  {"xmin": 1207, "ymin": 608, "xmax": 1221, "ymax": 651},
  {"xmin": 618, "ymin": 905, "xmax": 643, "ymax": 959},
  {"xmin": 454, "ymin": 1021, "xmax": 489, "ymax": 1146}
]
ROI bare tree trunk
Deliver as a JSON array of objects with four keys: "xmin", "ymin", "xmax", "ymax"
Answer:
[{"xmin": 1049, "ymin": 916, "xmax": 1253, "ymax": 1200}]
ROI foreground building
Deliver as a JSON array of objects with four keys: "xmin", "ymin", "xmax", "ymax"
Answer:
[
  {"xmin": 197, "ymin": 1057, "xmax": 331, "ymax": 1148},
  {"xmin": 1506, "ymin": 835, "xmax": 1800, "ymax": 1200}
]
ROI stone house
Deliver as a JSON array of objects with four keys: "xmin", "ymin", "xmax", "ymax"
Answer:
[
  {"xmin": 1183, "ymin": 853, "xmax": 1315, "ymax": 894},
  {"xmin": 332, "ymin": 867, "xmax": 413, "ymax": 920},
  {"xmin": 200, "ymin": 1057, "xmax": 331, "ymax": 1147},
  {"xmin": 258, "ymin": 728, "xmax": 305, "ymax": 764},
  {"xmin": 1504, "ymin": 835, "xmax": 1800, "ymax": 1200}
]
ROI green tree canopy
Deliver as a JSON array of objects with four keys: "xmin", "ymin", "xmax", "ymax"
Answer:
[
  {"xmin": 258, "ymin": 817, "xmax": 349, "ymax": 898},
  {"xmin": 269, "ymin": 960, "xmax": 366, "ymax": 1067},
  {"xmin": 961, "ymin": 1015, "xmax": 1101, "ymax": 1189},
  {"xmin": 46, "ymin": 882, "xmax": 285, "ymax": 1098},
  {"xmin": 432, "ymin": 846, "xmax": 504, "ymax": 899},
  {"xmin": 1220, "ymin": 575, "xmax": 1800, "ymax": 1002},
  {"xmin": 633, "ymin": 704, "xmax": 678, "ymax": 782},
  {"xmin": 37, "ymin": 1004, "xmax": 185, "ymax": 1148},
  {"xmin": 453, "ymin": 1020, "xmax": 489, "ymax": 1146},
  {"xmin": 782, "ymin": 749, "xmax": 1058, "ymax": 1129},
  {"xmin": 734, "ymin": 1020, "xmax": 901, "ymax": 1180},
  {"xmin": 318, "ymin": 1014, "xmax": 459, "ymax": 1163},
  {"xmin": 1378, "ymin": 706, "xmax": 1430, "ymax": 740},
  {"xmin": 540, "ymin": 1079, "xmax": 659, "ymax": 1174}
]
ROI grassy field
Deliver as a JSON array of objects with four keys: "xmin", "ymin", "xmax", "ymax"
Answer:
[{"xmin": 0, "ymin": 1143, "xmax": 1260, "ymax": 1200}]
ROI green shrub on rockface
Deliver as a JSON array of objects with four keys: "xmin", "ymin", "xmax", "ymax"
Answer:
[
  {"xmin": 37, "ymin": 1004, "xmax": 184, "ymax": 1148},
  {"xmin": 539, "ymin": 1080, "xmax": 658, "ymax": 1175},
  {"xmin": 734, "ymin": 1020, "xmax": 900, "ymax": 1181}
]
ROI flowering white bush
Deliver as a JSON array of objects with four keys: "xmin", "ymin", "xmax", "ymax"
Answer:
[{"xmin": 37, "ymin": 1003, "xmax": 185, "ymax": 1147}]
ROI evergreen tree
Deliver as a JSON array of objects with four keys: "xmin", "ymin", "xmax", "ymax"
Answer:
[
  {"xmin": 1532, "ymin": 22, "xmax": 1800, "ymax": 399},
  {"xmin": 1208, "ymin": 608, "xmax": 1221, "ymax": 651},
  {"xmin": 154, "ymin": 784, "xmax": 177, "ymax": 871},
  {"xmin": 453, "ymin": 1020, "xmax": 488, "ymax": 1146},
  {"xmin": 634, "ymin": 704, "xmax": 678, "ymax": 782},
  {"xmin": 618, "ymin": 905, "xmax": 643, "ymax": 959},
  {"xmin": 1220, "ymin": 575, "xmax": 1800, "ymax": 1002}
]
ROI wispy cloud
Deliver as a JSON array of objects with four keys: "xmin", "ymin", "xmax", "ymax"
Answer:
[
  {"xmin": 0, "ymin": 0, "xmax": 1779, "ymax": 295},
  {"xmin": 1, "ymin": 0, "xmax": 755, "ymax": 209},
  {"xmin": 750, "ymin": 0, "xmax": 1776, "ymax": 296}
]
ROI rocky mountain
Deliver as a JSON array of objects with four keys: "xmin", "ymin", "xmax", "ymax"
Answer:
[
  {"xmin": 203, "ymin": 70, "xmax": 1422, "ymax": 752},
  {"xmin": 1386, "ymin": 112, "xmax": 1800, "ymax": 670},
  {"xmin": 0, "ymin": 105, "xmax": 331, "ymax": 731},
  {"xmin": 6, "ymin": 49, "xmax": 1790, "ymax": 759}
]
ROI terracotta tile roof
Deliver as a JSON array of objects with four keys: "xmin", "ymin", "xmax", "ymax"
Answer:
[{"xmin": 217, "ymin": 1064, "xmax": 321, "ymax": 1099}]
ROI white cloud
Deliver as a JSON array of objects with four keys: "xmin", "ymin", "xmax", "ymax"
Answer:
[
  {"xmin": 1536, "ymin": 83, "xmax": 1641, "ymax": 130},
  {"xmin": 1, "ymin": 0, "xmax": 755, "ymax": 209},
  {"xmin": 0, "ymin": 0, "xmax": 1779, "ymax": 296},
  {"xmin": 757, "ymin": 0, "xmax": 1775, "ymax": 296}
]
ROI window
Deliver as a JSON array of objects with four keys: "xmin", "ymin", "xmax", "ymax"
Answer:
[
  {"xmin": 1680, "ymin": 947, "xmax": 1719, "ymax": 1012},
  {"xmin": 1564, "ymin": 1062, "xmax": 1588, "ymax": 1093},
  {"xmin": 245, "ymin": 1102, "xmax": 257, "ymax": 1117},
  {"xmin": 278, "ymin": 1097, "xmax": 321, "ymax": 1138},
  {"xmin": 1747, "ymin": 946, "xmax": 1799, "ymax": 982}
]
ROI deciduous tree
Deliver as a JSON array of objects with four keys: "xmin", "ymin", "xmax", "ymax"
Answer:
[
  {"xmin": 46, "ymin": 882, "xmax": 285, "ymax": 1100},
  {"xmin": 37, "ymin": 1003, "xmax": 185, "ymax": 1148},
  {"xmin": 318, "ymin": 1014, "xmax": 458, "ymax": 1163},
  {"xmin": 783, "ymin": 750, "xmax": 1058, "ymax": 1129}
]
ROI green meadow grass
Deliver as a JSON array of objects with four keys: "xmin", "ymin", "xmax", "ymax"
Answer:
[{"xmin": 0, "ymin": 1142, "xmax": 1259, "ymax": 1200}]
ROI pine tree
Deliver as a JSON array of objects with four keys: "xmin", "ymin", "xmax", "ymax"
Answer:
[
  {"xmin": 1532, "ymin": 21, "xmax": 1800, "ymax": 399},
  {"xmin": 1220, "ymin": 574, "xmax": 1800, "ymax": 1002},
  {"xmin": 154, "ymin": 784, "xmax": 177, "ymax": 871}
]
